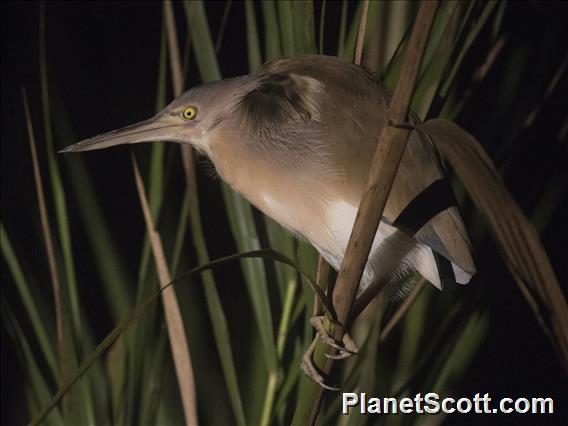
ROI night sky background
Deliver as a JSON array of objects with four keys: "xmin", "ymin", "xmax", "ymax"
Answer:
[{"xmin": 2, "ymin": 1, "xmax": 567, "ymax": 425}]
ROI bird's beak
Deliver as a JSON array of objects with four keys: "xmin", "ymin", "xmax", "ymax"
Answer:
[{"xmin": 59, "ymin": 115, "xmax": 180, "ymax": 153}]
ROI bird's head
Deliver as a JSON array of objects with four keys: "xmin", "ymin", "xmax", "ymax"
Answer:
[{"xmin": 60, "ymin": 75, "xmax": 254, "ymax": 155}]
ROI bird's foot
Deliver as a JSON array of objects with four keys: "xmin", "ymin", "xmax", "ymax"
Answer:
[
  {"xmin": 299, "ymin": 316, "xmax": 360, "ymax": 390},
  {"xmin": 300, "ymin": 337, "xmax": 339, "ymax": 391},
  {"xmin": 310, "ymin": 315, "xmax": 359, "ymax": 359}
]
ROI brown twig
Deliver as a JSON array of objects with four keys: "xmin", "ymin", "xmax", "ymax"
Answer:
[
  {"xmin": 23, "ymin": 90, "xmax": 64, "ymax": 370},
  {"xmin": 331, "ymin": 0, "xmax": 439, "ymax": 334},
  {"xmin": 216, "ymin": 0, "xmax": 233, "ymax": 53},
  {"xmin": 313, "ymin": 256, "xmax": 331, "ymax": 317},
  {"xmin": 353, "ymin": 0, "xmax": 370, "ymax": 65},
  {"xmin": 131, "ymin": 155, "xmax": 198, "ymax": 425},
  {"xmin": 292, "ymin": 2, "xmax": 440, "ymax": 424},
  {"xmin": 24, "ymin": 90, "xmax": 80, "ymax": 420},
  {"xmin": 472, "ymin": 35, "xmax": 506, "ymax": 82},
  {"xmin": 164, "ymin": 0, "xmax": 198, "ymax": 200},
  {"xmin": 157, "ymin": 3, "xmax": 201, "ymax": 424},
  {"xmin": 164, "ymin": 0, "xmax": 184, "ymax": 95}
]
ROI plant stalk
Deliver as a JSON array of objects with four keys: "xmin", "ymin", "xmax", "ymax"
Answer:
[{"xmin": 292, "ymin": 2, "xmax": 440, "ymax": 423}]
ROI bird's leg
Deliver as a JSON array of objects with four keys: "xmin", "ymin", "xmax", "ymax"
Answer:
[{"xmin": 299, "ymin": 257, "xmax": 359, "ymax": 389}]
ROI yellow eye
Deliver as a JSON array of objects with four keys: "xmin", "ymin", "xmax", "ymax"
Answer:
[{"xmin": 182, "ymin": 106, "xmax": 197, "ymax": 120}]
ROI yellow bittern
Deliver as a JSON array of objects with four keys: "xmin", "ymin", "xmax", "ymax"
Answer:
[{"xmin": 62, "ymin": 54, "xmax": 476, "ymax": 386}]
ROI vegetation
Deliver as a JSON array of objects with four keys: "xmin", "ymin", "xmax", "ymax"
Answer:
[{"xmin": 2, "ymin": 1, "xmax": 566, "ymax": 425}]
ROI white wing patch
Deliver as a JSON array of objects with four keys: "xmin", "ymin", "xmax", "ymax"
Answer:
[{"xmin": 324, "ymin": 201, "xmax": 443, "ymax": 290}]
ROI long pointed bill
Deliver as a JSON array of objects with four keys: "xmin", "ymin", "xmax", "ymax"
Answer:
[{"xmin": 59, "ymin": 115, "xmax": 180, "ymax": 153}]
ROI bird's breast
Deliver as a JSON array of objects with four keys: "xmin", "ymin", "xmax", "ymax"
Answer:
[{"xmin": 207, "ymin": 131, "xmax": 437, "ymax": 289}]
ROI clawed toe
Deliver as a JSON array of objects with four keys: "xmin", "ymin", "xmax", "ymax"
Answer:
[
  {"xmin": 299, "ymin": 316, "xmax": 360, "ymax": 389},
  {"xmin": 310, "ymin": 316, "xmax": 359, "ymax": 357},
  {"xmin": 300, "ymin": 337, "xmax": 339, "ymax": 391}
]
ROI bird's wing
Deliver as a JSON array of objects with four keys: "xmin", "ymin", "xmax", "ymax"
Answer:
[
  {"xmin": 416, "ymin": 206, "xmax": 476, "ymax": 283},
  {"xmin": 258, "ymin": 55, "xmax": 476, "ymax": 281},
  {"xmin": 389, "ymin": 130, "xmax": 477, "ymax": 283}
]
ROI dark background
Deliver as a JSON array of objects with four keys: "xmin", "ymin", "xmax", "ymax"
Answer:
[{"xmin": 2, "ymin": 1, "xmax": 567, "ymax": 425}]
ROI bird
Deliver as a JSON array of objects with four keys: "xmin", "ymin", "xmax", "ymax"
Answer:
[{"xmin": 62, "ymin": 54, "xmax": 476, "ymax": 383}]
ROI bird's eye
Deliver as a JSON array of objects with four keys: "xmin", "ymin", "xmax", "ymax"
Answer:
[{"xmin": 182, "ymin": 106, "xmax": 197, "ymax": 120}]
